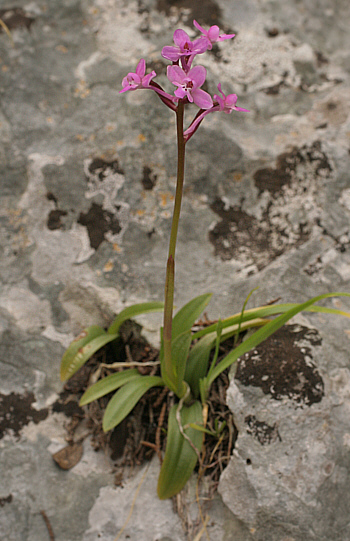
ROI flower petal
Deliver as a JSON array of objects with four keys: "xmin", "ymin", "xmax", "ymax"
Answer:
[
  {"xmin": 213, "ymin": 94, "xmax": 225, "ymax": 109},
  {"xmin": 167, "ymin": 65, "xmax": 186, "ymax": 85},
  {"xmin": 234, "ymin": 106, "xmax": 250, "ymax": 112},
  {"xmin": 193, "ymin": 20, "xmax": 206, "ymax": 34},
  {"xmin": 135, "ymin": 59, "xmax": 146, "ymax": 78},
  {"xmin": 142, "ymin": 71, "xmax": 157, "ymax": 87},
  {"xmin": 191, "ymin": 88, "xmax": 213, "ymax": 109},
  {"xmin": 162, "ymin": 45, "xmax": 182, "ymax": 61},
  {"xmin": 174, "ymin": 87, "xmax": 187, "ymax": 99},
  {"xmin": 192, "ymin": 36, "xmax": 209, "ymax": 54},
  {"xmin": 188, "ymin": 65, "xmax": 207, "ymax": 88},
  {"xmin": 208, "ymin": 25, "xmax": 220, "ymax": 42},
  {"xmin": 173, "ymin": 29, "xmax": 191, "ymax": 48},
  {"xmin": 225, "ymin": 93, "xmax": 238, "ymax": 107},
  {"xmin": 217, "ymin": 32, "xmax": 236, "ymax": 42}
]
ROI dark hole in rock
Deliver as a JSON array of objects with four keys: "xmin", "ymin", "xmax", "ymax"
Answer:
[
  {"xmin": 156, "ymin": 0, "xmax": 222, "ymax": 27},
  {"xmin": 264, "ymin": 81, "xmax": 284, "ymax": 95},
  {"xmin": 245, "ymin": 415, "xmax": 282, "ymax": 445},
  {"xmin": 0, "ymin": 8, "xmax": 34, "ymax": 31},
  {"xmin": 316, "ymin": 51, "xmax": 329, "ymax": 65},
  {"xmin": 235, "ymin": 325, "xmax": 324, "ymax": 406},
  {"xmin": 142, "ymin": 166, "xmax": 157, "ymax": 190},
  {"xmin": 0, "ymin": 494, "xmax": 12, "ymax": 507},
  {"xmin": 46, "ymin": 192, "xmax": 58, "ymax": 204},
  {"xmin": 88, "ymin": 158, "xmax": 124, "ymax": 180},
  {"xmin": 78, "ymin": 202, "xmax": 121, "ymax": 250},
  {"xmin": 327, "ymin": 101, "xmax": 337, "ymax": 110},
  {"xmin": 0, "ymin": 392, "xmax": 48, "ymax": 440},
  {"xmin": 47, "ymin": 209, "xmax": 67, "ymax": 230},
  {"xmin": 266, "ymin": 27, "xmax": 279, "ymax": 37}
]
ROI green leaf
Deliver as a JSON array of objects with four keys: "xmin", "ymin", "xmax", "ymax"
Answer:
[
  {"xmin": 171, "ymin": 330, "xmax": 192, "ymax": 395},
  {"xmin": 206, "ymin": 292, "xmax": 350, "ymax": 387},
  {"xmin": 192, "ymin": 297, "xmax": 350, "ymax": 340},
  {"xmin": 188, "ymin": 423, "xmax": 216, "ymax": 437},
  {"xmin": 61, "ymin": 331, "xmax": 119, "ymax": 382},
  {"xmin": 172, "ymin": 293, "xmax": 212, "ymax": 340},
  {"xmin": 157, "ymin": 400, "xmax": 204, "ymax": 499},
  {"xmin": 102, "ymin": 376, "xmax": 165, "ymax": 431},
  {"xmin": 185, "ymin": 319, "xmax": 267, "ymax": 399},
  {"xmin": 206, "ymin": 319, "xmax": 223, "ymax": 384},
  {"xmin": 107, "ymin": 302, "xmax": 164, "ymax": 335},
  {"xmin": 184, "ymin": 334, "xmax": 214, "ymax": 398},
  {"xmin": 79, "ymin": 369, "xmax": 140, "ymax": 406},
  {"xmin": 60, "ymin": 326, "xmax": 112, "ymax": 381}
]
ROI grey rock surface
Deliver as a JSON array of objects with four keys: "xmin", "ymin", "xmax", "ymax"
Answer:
[{"xmin": 0, "ymin": 0, "xmax": 349, "ymax": 539}]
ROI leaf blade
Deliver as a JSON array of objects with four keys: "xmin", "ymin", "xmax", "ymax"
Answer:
[
  {"xmin": 184, "ymin": 334, "xmax": 214, "ymax": 398},
  {"xmin": 79, "ymin": 369, "xmax": 140, "ymax": 405},
  {"xmin": 172, "ymin": 293, "xmax": 212, "ymax": 339},
  {"xmin": 60, "ymin": 326, "xmax": 110, "ymax": 381},
  {"xmin": 107, "ymin": 302, "xmax": 164, "ymax": 335},
  {"xmin": 192, "ymin": 297, "xmax": 350, "ymax": 340},
  {"xmin": 102, "ymin": 376, "xmax": 165, "ymax": 431},
  {"xmin": 61, "ymin": 332, "xmax": 119, "ymax": 382},
  {"xmin": 157, "ymin": 400, "xmax": 204, "ymax": 499},
  {"xmin": 207, "ymin": 292, "xmax": 350, "ymax": 387},
  {"xmin": 171, "ymin": 330, "xmax": 192, "ymax": 395}
]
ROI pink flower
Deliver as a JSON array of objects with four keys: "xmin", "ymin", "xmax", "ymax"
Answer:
[
  {"xmin": 214, "ymin": 83, "xmax": 250, "ymax": 113},
  {"xmin": 167, "ymin": 65, "xmax": 213, "ymax": 109},
  {"xmin": 193, "ymin": 20, "xmax": 235, "ymax": 50},
  {"xmin": 162, "ymin": 29, "xmax": 208, "ymax": 62},
  {"xmin": 119, "ymin": 59, "xmax": 156, "ymax": 93}
]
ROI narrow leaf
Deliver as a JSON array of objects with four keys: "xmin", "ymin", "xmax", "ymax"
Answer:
[
  {"xmin": 184, "ymin": 334, "xmax": 214, "ymax": 398},
  {"xmin": 171, "ymin": 330, "xmax": 192, "ymax": 395},
  {"xmin": 157, "ymin": 401, "xmax": 204, "ymax": 499},
  {"xmin": 185, "ymin": 319, "xmax": 268, "ymax": 398},
  {"xmin": 235, "ymin": 287, "xmax": 259, "ymax": 344},
  {"xmin": 206, "ymin": 319, "xmax": 223, "ymax": 384},
  {"xmin": 207, "ymin": 292, "xmax": 350, "ymax": 387},
  {"xmin": 172, "ymin": 293, "xmax": 212, "ymax": 339},
  {"xmin": 107, "ymin": 302, "xmax": 164, "ymax": 335},
  {"xmin": 103, "ymin": 376, "xmax": 165, "ymax": 431},
  {"xmin": 192, "ymin": 297, "xmax": 350, "ymax": 340},
  {"xmin": 79, "ymin": 369, "xmax": 140, "ymax": 406},
  {"xmin": 188, "ymin": 423, "xmax": 215, "ymax": 436},
  {"xmin": 60, "ymin": 326, "xmax": 107, "ymax": 381},
  {"xmin": 61, "ymin": 332, "xmax": 119, "ymax": 382}
]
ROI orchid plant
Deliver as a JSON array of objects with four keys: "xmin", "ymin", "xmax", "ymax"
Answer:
[{"xmin": 60, "ymin": 22, "xmax": 350, "ymax": 500}]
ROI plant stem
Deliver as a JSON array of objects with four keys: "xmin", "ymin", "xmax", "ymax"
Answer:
[{"xmin": 162, "ymin": 101, "xmax": 186, "ymax": 392}]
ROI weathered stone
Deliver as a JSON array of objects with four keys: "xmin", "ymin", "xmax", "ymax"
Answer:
[{"xmin": 0, "ymin": 0, "xmax": 349, "ymax": 539}]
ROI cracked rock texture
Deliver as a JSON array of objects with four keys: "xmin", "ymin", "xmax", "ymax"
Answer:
[{"xmin": 0, "ymin": 0, "xmax": 349, "ymax": 540}]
